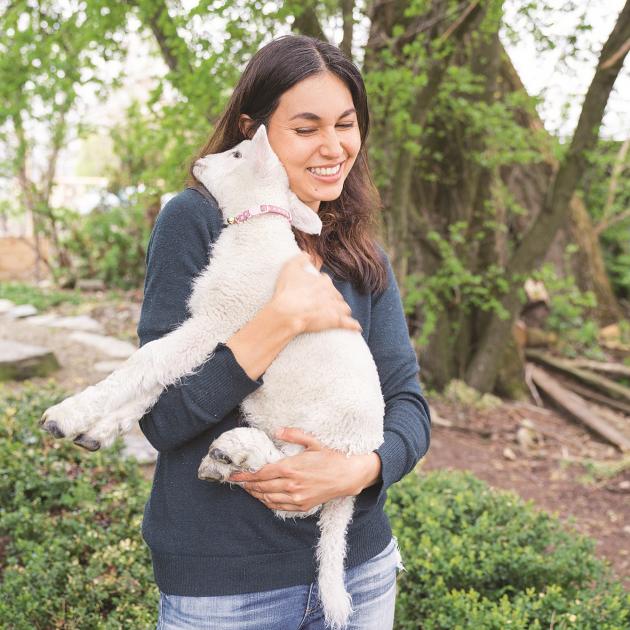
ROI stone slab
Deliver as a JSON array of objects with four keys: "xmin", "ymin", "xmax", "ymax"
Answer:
[
  {"xmin": 69, "ymin": 331, "xmax": 136, "ymax": 358},
  {"xmin": 0, "ymin": 339, "xmax": 60, "ymax": 381},
  {"xmin": 0, "ymin": 299, "xmax": 15, "ymax": 313},
  {"xmin": 7, "ymin": 304, "xmax": 38, "ymax": 318}
]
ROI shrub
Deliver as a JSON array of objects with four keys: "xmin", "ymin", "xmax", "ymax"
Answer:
[
  {"xmin": 386, "ymin": 469, "xmax": 629, "ymax": 629},
  {"xmin": 2, "ymin": 383, "xmax": 627, "ymax": 628},
  {"xmin": 0, "ymin": 382, "xmax": 156, "ymax": 629},
  {"xmin": 58, "ymin": 201, "xmax": 151, "ymax": 290}
]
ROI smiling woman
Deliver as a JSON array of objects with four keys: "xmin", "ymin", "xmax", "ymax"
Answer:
[
  {"xmin": 188, "ymin": 35, "xmax": 388, "ymax": 295},
  {"xmin": 138, "ymin": 33, "xmax": 431, "ymax": 630}
]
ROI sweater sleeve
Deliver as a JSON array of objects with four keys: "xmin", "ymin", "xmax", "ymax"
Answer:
[
  {"xmin": 137, "ymin": 189, "xmax": 264, "ymax": 453},
  {"xmin": 367, "ymin": 247, "xmax": 431, "ymax": 504}
]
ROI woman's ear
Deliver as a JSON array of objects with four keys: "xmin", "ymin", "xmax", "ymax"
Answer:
[{"xmin": 239, "ymin": 114, "xmax": 255, "ymax": 138}]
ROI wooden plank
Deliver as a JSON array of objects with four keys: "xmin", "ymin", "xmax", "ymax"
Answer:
[
  {"xmin": 553, "ymin": 374, "xmax": 630, "ymax": 416},
  {"xmin": 525, "ymin": 349, "xmax": 630, "ymax": 405},
  {"xmin": 528, "ymin": 364, "xmax": 630, "ymax": 452},
  {"xmin": 569, "ymin": 358, "xmax": 630, "ymax": 380}
]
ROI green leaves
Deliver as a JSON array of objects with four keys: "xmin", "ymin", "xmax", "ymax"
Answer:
[
  {"xmin": 0, "ymin": 382, "xmax": 156, "ymax": 629},
  {"xmin": 387, "ymin": 469, "xmax": 630, "ymax": 629},
  {"xmin": 403, "ymin": 221, "xmax": 513, "ymax": 346}
]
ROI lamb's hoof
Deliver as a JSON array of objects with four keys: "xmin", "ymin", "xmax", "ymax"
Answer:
[
  {"xmin": 40, "ymin": 417, "xmax": 65, "ymax": 439},
  {"xmin": 197, "ymin": 461, "xmax": 222, "ymax": 481},
  {"xmin": 73, "ymin": 434, "xmax": 101, "ymax": 451},
  {"xmin": 209, "ymin": 448, "xmax": 232, "ymax": 464}
]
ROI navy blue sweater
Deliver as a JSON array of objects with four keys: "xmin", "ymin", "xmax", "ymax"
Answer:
[{"xmin": 137, "ymin": 187, "xmax": 431, "ymax": 595}]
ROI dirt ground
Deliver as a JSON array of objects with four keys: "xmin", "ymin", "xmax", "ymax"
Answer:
[{"xmin": 2, "ymin": 290, "xmax": 629, "ymax": 591}]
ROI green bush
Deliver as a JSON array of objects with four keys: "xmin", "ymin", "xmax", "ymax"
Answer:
[
  {"xmin": 386, "ymin": 469, "xmax": 629, "ymax": 629},
  {"xmin": 58, "ymin": 201, "xmax": 151, "ymax": 290},
  {"xmin": 1, "ymin": 383, "xmax": 627, "ymax": 629},
  {"xmin": 0, "ymin": 382, "xmax": 156, "ymax": 629},
  {"xmin": 529, "ymin": 257, "xmax": 602, "ymax": 360}
]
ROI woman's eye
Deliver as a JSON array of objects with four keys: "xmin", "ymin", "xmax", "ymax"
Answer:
[
  {"xmin": 295, "ymin": 123, "xmax": 355, "ymax": 135},
  {"xmin": 232, "ymin": 151, "xmax": 242, "ymax": 158}
]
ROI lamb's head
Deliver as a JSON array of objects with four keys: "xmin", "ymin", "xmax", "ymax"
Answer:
[{"xmin": 192, "ymin": 125, "xmax": 322, "ymax": 235}]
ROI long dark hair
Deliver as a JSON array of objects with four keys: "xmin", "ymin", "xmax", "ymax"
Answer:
[{"xmin": 186, "ymin": 34, "xmax": 387, "ymax": 294}]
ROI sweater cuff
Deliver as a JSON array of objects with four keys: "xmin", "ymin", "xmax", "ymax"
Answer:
[{"xmin": 188, "ymin": 342, "xmax": 264, "ymax": 416}]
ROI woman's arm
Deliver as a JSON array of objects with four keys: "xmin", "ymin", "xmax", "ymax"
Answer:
[
  {"xmin": 225, "ymin": 301, "xmax": 300, "ymax": 381},
  {"xmin": 365, "ymin": 246, "xmax": 432, "ymax": 505}
]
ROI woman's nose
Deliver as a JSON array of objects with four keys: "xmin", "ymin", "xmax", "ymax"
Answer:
[{"xmin": 319, "ymin": 129, "xmax": 344, "ymax": 157}]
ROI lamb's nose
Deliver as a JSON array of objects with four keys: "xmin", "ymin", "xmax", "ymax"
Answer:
[{"xmin": 209, "ymin": 448, "xmax": 232, "ymax": 464}]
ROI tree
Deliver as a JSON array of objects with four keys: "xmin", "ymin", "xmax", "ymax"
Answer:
[{"xmin": 465, "ymin": 1, "xmax": 630, "ymax": 391}]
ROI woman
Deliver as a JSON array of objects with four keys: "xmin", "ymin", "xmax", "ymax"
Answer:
[{"xmin": 138, "ymin": 34, "xmax": 431, "ymax": 629}]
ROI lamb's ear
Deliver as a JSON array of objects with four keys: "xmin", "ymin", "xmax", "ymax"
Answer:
[
  {"xmin": 251, "ymin": 124, "xmax": 279, "ymax": 175},
  {"xmin": 288, "ymin": 190, "xmax": 322, "ymax": 235}
]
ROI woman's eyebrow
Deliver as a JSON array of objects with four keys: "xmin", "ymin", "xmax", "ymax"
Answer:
[{"xmin": 289, "ymin": 108, "xmax": 356, "ymax": 121}]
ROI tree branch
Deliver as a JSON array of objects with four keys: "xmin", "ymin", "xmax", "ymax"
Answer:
[
  {"xmin": 291, "ymin": 2, "xmax": 328, "ymax": 41},
  {"xmin": 595, "ymin": 136, "xmax": 630, "ymax": 234},
  {"xmin": 125, "ymin": 0, "xmax": 193, "ymax": 75},
  {"xmin": 340, "ymin": 0, "xmax": 355, "ymax": 59}
]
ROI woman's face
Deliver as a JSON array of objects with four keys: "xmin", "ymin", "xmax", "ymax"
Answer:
[{"xmin": 240, "ymin": 72, "xmax": 362, "ymax": 213}]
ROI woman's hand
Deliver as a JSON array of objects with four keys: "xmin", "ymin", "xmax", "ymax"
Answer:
[
  {"xmin": 271, "ymin": 252, "xmax": 362, "ymax": 335},
  {"xmin": 228, "ymin": 428, "xmax": 382, "ymax": 513}
]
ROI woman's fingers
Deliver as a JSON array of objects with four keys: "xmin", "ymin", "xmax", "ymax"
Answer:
[
  {"xmin": 238, "ymin": 478, "xmax": 311, "ymax": 511},
  {"xmin": 251, "ymin": 490, "xmax": 301, "ymax": 509}
]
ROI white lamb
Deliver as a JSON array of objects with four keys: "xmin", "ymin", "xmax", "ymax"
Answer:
[{"xmin": 40, "ymin": 124, "xmax": 385, "ymax": 629}]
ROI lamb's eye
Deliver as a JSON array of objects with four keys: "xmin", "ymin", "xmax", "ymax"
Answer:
[{"xmin": 232, "ymin": 151, "xmax": 242, "ymax": 158}]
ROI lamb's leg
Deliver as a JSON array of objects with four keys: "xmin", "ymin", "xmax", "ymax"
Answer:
[
  {"xmin": 198, "ymin": 427, "xmax": 287, "ymax": 481},
  {"xmin": 198, "ymin": 427, "xmax": 322, "ymax": 518},
  {"xmin": 71, "ymin": 381, "xmax": 165, "ymax": 450},
  {"xmin": 41, "ymin": 316, "xmax": 222, "ymax": 444}
]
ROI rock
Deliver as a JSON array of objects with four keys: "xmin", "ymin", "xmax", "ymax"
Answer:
[
  {"xmin": 525, "ymin": 327, "xmax": 558, "ymax": 348},
  {"xmin": 503, "ymin": 446, "xmax": 517, "ymax": 461},
  {"xmin": 24, "ymin": 313, "xmax": 61, "ymax": 326},
  {"xmin": 444, "ymin": 380, "xmax": 479, "ymax": 406},
  {"xmin": 478, "ymin": 393, "xmax": 503, "ymax": 411},
  {"xmin": 444, "ymin": 379, "xmax": 503, "ymax": 410},
  {"xmin": 24, "ymin": 314, "xmax": 104, "ymax": 332},
  {"xmin": 7, "ymin": 304, "xmax": 38, "ymax": 318},
  {"xmin": 76, "ymin": 279, "xmax": 106, "ymax": 291},
  {"xmin": 0, "ymin": 299, "xmax": 15, "ymax": 313},
  {"xmin": 123, "ymin": 429, "xmax": 158, "ymax": 464},
  {"xmin": 0, "ymin": 339, "xmax": 60, "ymax": 381},
  {"xmin": 69, "ymin": 331, "xmax": 136, "ymax": 358},
  {"xmin": 52, "ymin": 315, "xmax": 104, "ymax": 333},
  {"xmin": 515, "ymin": 418, "xmax": 544, "ymax": 450}
]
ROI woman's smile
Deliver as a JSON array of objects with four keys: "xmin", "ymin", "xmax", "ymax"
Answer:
[{"xmin": 306, "ymin": 160, "xmax": 345, "ymax": 182}]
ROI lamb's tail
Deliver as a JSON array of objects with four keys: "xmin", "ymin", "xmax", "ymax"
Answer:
[{"xmin": 316, "ymin": 495, "xmax": 356, "ymax": 630}]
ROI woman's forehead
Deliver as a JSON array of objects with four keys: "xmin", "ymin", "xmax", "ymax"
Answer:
[{"xmin": 276, "ymin": 74, "xmax": 354, "ymax": 120}]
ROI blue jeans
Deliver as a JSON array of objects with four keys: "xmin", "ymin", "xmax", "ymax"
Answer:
[{"xmin": 157, "ymin": 536, "xmax": 405, "ymax": 629}]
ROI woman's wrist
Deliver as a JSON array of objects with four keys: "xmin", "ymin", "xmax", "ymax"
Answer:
[
  {"xmin": 268, "ymin": 296, "xmax": 306, "ymax": 335},
  {"xmin": 225, "ymin": 301, "xmax": 302, "ymax": 381},
  {"xmin": 347, "ymin": 452, "xmax": 382, "ymax": 495}
]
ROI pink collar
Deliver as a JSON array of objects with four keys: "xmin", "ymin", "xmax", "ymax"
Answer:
[{"xmin": 225, "ymin": 204, "xmax": 292, "ymax": 225}]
